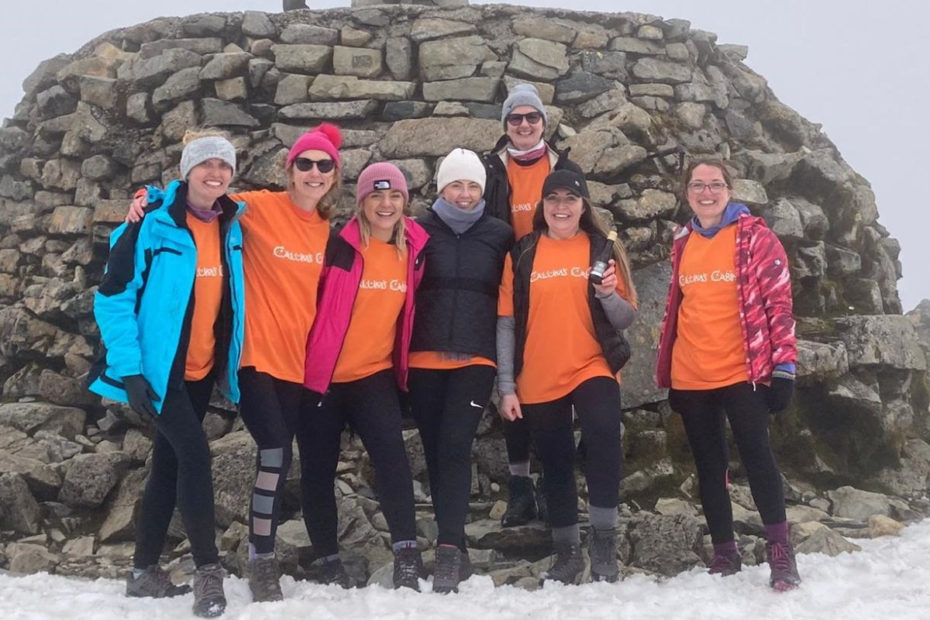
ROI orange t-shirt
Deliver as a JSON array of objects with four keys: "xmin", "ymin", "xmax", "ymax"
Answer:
[
  {"xmin": 671, "ymin": 225, "xmax": 748, "ymax": 390},
  {"xmin": 231, "ymin": 190, "xmax": 330, "ymax": 384},
  {"xmin": 408, "ymin": 351, "xmax": 496, "ymax": 370},
  {"xmin": 506, "ymin": 157, "xmax": 550, "ymax": 240},
  {"xmin": 498, "ymin": 233, "xmax": 627, "ymax": 404},
  {"xmin": 184, "ymin": 213, "xmax": 224, "ymax": 381},
  {"xmin": 331, "ymin": 238, "xmax": 408, "ymax": 383}
]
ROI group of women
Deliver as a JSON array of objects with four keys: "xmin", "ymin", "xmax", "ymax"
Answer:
[{"xmin": 89, "ymin": 83, "xmax": 801, "ymax": 617}]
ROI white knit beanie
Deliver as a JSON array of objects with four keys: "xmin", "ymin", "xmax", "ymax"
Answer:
[
  {"xmin": 180, "ymin": 136, "xmax": 237, "ymax": 179},
  {"xmin": 437, "ymin": 148, "xmax": 487, "ymax": 194}
]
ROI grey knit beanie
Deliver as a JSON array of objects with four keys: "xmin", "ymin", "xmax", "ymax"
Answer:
[
  {"xmin": 180, "ymin": 136, "xmax": 237, "ymax": 179},
  {"xmin": 500, "ymin": 83, "xmax": 548, "ymax": 126}
]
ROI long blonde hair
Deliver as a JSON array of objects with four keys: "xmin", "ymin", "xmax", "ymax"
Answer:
[{"xmin": 357, "ymin": 202, "xmax": 408, "ymax": 259}]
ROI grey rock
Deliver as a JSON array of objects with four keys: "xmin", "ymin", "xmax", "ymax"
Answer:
[
  {"xmin": 380, "ymin": 117, "xmax": 501, "ymax": 158},
  {"xmin": 422, "ymin": 77, "xmax": 500, "ymax": 103},
  {"xmin": 201, "ymin": 98, "xmax": 260, "ymax": 127},
  {"xmin": 385, "ymin": 37, "xmax": 414, "ymax": 80},
  {"xmin": 382, "ymin": 101, "xmax": 433, "ymax": 121},
  {"xmin": 341, "ymin": 25, "xmax": 373, "ymax": 47},
  {"xmin": 271, "ymin": 44, "xmax": 332, "ymax": 73},
  {"xmin": 627, "ymin": 512, "xmax": 704, "ymax": 576},
  {"xmin": 509, "ymin": 38, "xmax": 570, "ymax": 80},
  {"xmin": 211, "ymin": 431, "xmax": 257, "ymax": 527},
  {"xmin": 512, "ymin": 16, "xmax": 576, "ymax": 44},
  {"xmin": 98, "ymin": 468, "xmax": 146, "ymax": 542},
  {"xmin": 631, "ymin": 57, "xmax": 692, "ymax": 84},
  {"xmin": 281, "ymin": 24, "xmax": 339, "ymax": 45},
  {"xmin": 836, "ymin": 315, "xmax": 926, "ymax": 371},
  {"xmin": 7, "ymin": 543, "xmax": 60, "ymax": 574},
  {"xmin": 126, "ymin": 92, "xmax": 152, "ymax": 124},
  {"xmin": 152, "ymin": 67, "xmax": 202, "ymax": 110},
  {"xmin": 409, "ymin": 18, "xmax": 475, "ymax": 42},
  {"xmin": 675, "ymin": 102, "xmax": 706, "ymax": 130},
  {"xmin": 623, "ymin": 261, "xmax": 674, "ymax": 408},
  {"xmin": 333, "ymin": 46, "xmax": 383, "ymax": 78},
  {"xmin": 37, "ymin": 85, "xmax": 78, "ymax": 119},
  {"xmin": 0, "ymin": 472, "xmax": 41, "ymax": 534},
  {"xmin": 761, "ymin": 197, "xmax": 803, "ymax": 240},
  {"xmin": 182, "ymin": 15, "xmax": 227, "ymax": 36},
  {"xmin": 309, "ymin": 74, "xmax": 415, "ymax": 101},
  {"xmin": 139, "ymin": 38, "xmax": 223, "ymax": 59},
  {"xmin": 215, "ymin": 77, "xmax": 248, "ymax": 101},
  {"xmin": 78, "ymin": 76, "xmax": 119, "ymax": 109},
  {"xmin": 0, "ymin": 402, "xmax": 86, "ymax": 439},
  {"xmin": 120, "ymin": 48, "xmax": 202, "ymax": 88},
  {"xmin": 554, "ymin": 71, "xmax": 612, "ymax": 105},
  {"xmin": 279, "ymin": 100, "xmax": 378, "ymax": 121},
  {"xmin": 827, "ymin": 486, "xmax": 905, "ymax": 521},
  {"xmin": 561, "ymin": 128, "xmax": 647, "ymax": 180},
  {"xmin": 58, "ymin": 452, "xmax": 131, "ymax": 508},
  {"xmin": 825, "ymin": 244, "xmax": 862, "ymax": 276},
  {"xmin": 159, "ymin": 100, "xmax": 198, "ymax": 143},
  {"xmin": 419, "ymin": 36, "xmax": 496, "ymax": 81},
  {"xmin": 796, "ymin": 339, "xmax": 849, "ymax": 384},
  {"xmin": 241, "ymin": 11, "xmax": 276, "ymax": 37},
  {"xmin": 274, "ymin": 73, "xmax": 312, "ymax": 106},
  {"xmin": 609, "ymin": 37, "xmax": 664, "ymax": 55},
  {"xmin": 199, "ymin": 52, "xmax": 252, "ymax": 81},
  {"xmin": 580, "ymin": 50, "xmax": 629, "ymax": 81}
]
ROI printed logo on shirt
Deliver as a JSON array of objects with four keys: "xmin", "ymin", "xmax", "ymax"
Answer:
[
  {"xmin": 511, "ymin": 202, "xmax": 535, "ymax": 213},
  {"xmin": 196, "ymin": 265, "xmax": 223, "ymax": 278},
  {"xmin": 679, "ymin": 270, "xmax": 736, "ymax": 287},
  {"xmin": 273, "ymin": 245, "xmax": 323, "ymax": 264},
  {"xmin": 530, "ymin": 266, "xmax": 590, "ymax": 282},
  {"xmin": 359, "ymin": 279, "xmax": 408, "ymax": 292}
]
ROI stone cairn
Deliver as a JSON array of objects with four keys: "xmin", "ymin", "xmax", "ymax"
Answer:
[{"xmin": 0, "ymin": 3, "xmax": 927, "ymax": 587}]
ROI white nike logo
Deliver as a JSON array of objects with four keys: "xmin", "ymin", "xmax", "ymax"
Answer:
[{"xmin": 469, "ymin": 401, "xmax": 484, "ymax": 409}]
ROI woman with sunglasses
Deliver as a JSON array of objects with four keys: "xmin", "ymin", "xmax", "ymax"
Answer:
[
  {"xmin": 300, "ymin": 162, "xmax": 429, "ymax": 591},
  {"xmin": 406, "ymin": 149, "xmax": 513, "ymax": 593},
  {"xmin": 92, "ymin": 130, "xmax": 243, "ymax": 617},
  {"xmin": 484, "ymin": 83, "xmax": 586, "ymax": 529},
  {"xmin": 655, "ymin": 159, "xmax": 801, "ymax": 591},
  {"xmin": 497, "ymin": 169, "xmax": 638, "ymax": 585},
  {"xmin": 126, "ymin": 124, "xmax": 343, "ymax": 602}
]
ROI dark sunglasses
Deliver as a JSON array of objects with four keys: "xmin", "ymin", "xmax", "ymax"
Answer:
[
  {"xmin": 293, "ymin": 157, "xmax": 336, "ymax": 173},
  {"xmin": 506, "ymin": 112, "xmax": 544, "ymax": 126}
]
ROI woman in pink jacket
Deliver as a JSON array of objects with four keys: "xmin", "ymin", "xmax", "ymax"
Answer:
[
  {"xmin": 656, "ymin": 158, "xmax": 800, "ymax": 591},
  {"xmin": 299, "ymin": 162, "xmax": 429, "ymax": 591}
]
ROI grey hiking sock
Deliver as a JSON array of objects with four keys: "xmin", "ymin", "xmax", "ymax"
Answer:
[{"xmin": 551, "ymin": 524, "xmax": 581, "ymax": 546}]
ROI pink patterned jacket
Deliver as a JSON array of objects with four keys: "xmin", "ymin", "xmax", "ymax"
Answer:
[{"xmin": 655, "ymin": 211, "xmax": 796, "ymax": 389}]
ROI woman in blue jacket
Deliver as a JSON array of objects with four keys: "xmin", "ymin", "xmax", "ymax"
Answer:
[{"xmin": 89, "ymin": 132, "xmax": 245, "ymax": 618}]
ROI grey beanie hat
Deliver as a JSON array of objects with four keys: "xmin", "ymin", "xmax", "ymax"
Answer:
[
  {"xmin": 501, "ymin": 83, "xmax": 548, "ymax": 126},
  {"xmin": 180, "ymin": 136, "xmax": 236, "ymax": 179}
]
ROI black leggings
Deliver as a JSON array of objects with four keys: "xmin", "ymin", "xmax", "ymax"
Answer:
[
  {"xmin": 134, "ymin": 375, "xmax": 218, "ymax": 568},
  {"xmin": 238, "ymin": 367, "xmax": 304, "ymax": 555},
  {"xmin": 503, "ymin": 416, "xmax": 532, "ymax": 466},
  {"xmin": 521, "ymin": 377, "xmax": 622, "ymax": 529},
  {"xmin": 297, "ymin": 369, "xmax": 417, "ymax": 557},
  {"xmin": 670, "ymin": 382, "xmax": 786, "ymax": 544},
  {"xmin": 408, "ymin": 365, "xmax": 496, "ymax": 548}
]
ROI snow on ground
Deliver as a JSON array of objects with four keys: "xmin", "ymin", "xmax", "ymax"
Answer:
[{"xmin": 3, "ymin": 519, "xmax": 930, "ymax": 620}]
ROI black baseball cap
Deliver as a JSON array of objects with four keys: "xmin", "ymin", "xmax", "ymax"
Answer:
[{"xmin": 541, "ymin": 169, "xmax": 589, "ymax": 199}]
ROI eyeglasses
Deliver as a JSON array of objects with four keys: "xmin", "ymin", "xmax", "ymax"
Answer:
[
  {"xmin": 294, "ymin": 157, "xmax": 336, "ymax": 173},
  {"xmin": 506, "ymin": 112, "xmax": 544, "ymax": 126},
  {"xmin": 687, "ymin": 181, "xmax": 728, "ymax": 193}
]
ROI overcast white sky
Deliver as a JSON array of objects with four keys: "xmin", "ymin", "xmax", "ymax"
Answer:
[{"xmin": 2, "ymin": 0, "xmax": 926, "ymax": 310}]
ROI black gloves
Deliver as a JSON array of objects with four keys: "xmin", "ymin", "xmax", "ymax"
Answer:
[
  {"xmin": 123, "ymin": 374, "xmax": 160, "ymax": 418},
  {"xmin": 766, "ymin": 376, "xmax": 794, "ymax": 414}
]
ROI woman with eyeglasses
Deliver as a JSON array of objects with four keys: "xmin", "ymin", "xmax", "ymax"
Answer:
[
  {"xmin": 497, "ymin": 169, "xmax": 638, "ymax": 585},
  {"xmin": 484, "ymin": 83, "xmax": 586, "ymax": 529},
  {"xmin": 655, "ymin": 158, "xmax": 800, "ymax": 591},
  {"xmin": 126, "ymin": 124, "xmax": 344, "ymax": 602},
  {"xmin": 405, "ymin": 149, "xmax": 513, "ymax": 593},
  {"xmin": 299, "ymin": 162, "xmax": 429, "ymax": 591}
]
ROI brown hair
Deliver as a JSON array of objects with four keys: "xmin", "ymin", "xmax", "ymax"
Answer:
[
  {"xmin": 680, "ymin": 157, "xmax": 733, "ymax": 201},
  {"xmin": 531, "ymin": 198, "xmax": 639, "ymax": 306}
]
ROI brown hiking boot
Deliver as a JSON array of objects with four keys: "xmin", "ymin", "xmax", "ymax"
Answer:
[
  {"xmin": 125, "ymin": 565, "xmax": 191, "ymax": 598},
  {"xmin": 249, "ymin": 556, "xmax": 283, "ymax": 602},
  {"xmin": 192, "ymin": 563, "xmax": 227, "ymax": 618}
]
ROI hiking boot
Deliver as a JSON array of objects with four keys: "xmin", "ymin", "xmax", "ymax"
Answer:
[
  {"xmin": 766, "ymin": 540, "xmax": 801, "ymax": 591},
  {"xmin": 248, "ymin": 556, "xmax": 283, "ymax": 602},
  {"xmin": 708, "ymin": 548, "xmax": 742, "ymax": 576},
  {"xmin": 393, "ymin": 546, "xmax": 424, "ymax": 591},
  {"xmin": 501, "ymin": 475, "xmax": 537, "ymax": 527},
  {"xmin": 588, "ymin": 527, "xmax": 619, "ymax": 583},
  {"xmin": 125, "ymin": 565, "xmax": 191, "ymax": 598},
  {"xmin": 432, "ymin": 546, "xmax": 473, "ymax": 594},
  {"xmin": 534, "ymin": 476, "xmax": 549, "ymax": 525},
  {"xmin": 540, "ymin": 542, "xmax": 584, "ymax": 585},
  {"xmin": 192, "ymin": 563, "xmax": 227, "ymax": 618},
  {"xmin": 305, "ymin": 555, "xmax": 353, "ymax": 589}
]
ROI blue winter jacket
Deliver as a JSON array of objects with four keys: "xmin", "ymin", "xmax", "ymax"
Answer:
[{"xmin": 88, "ymin": 180, "xmax": 246, "ymax": 413}]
